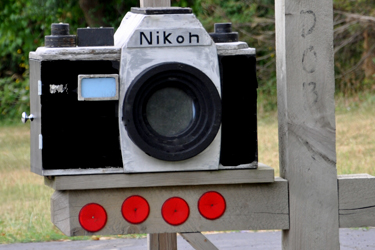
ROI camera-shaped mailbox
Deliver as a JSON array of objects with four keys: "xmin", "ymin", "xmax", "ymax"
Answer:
[{"xmin": 26, "ymin": 7, "xmax": 258, "ymax": 176}]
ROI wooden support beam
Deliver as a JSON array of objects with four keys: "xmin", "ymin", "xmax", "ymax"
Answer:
[
  {"xmin": 338, "ymin": 174, "xmax": 375, "ymax": 228},
  {"xmin": 50, "ymin": 174, "xmax": 375, "ymax": 237},
  {"xmin": 51, "ymin": 179, "xmax": 289, "ymax": 236},
  {"xmin": 44, "ymin": 164, "xmax": 274, "ymax": 190},
  {"xmin": 180, "ymin": 233, "xmax": 218, "ymax": 250},
  {"xmin": 275, "ymin": 0, "xmax": 340, "ymax": 249}
]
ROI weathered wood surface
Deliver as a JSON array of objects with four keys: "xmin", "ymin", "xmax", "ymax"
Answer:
[
  {"xmin": 180, "ymin": 232, "xmax": 218, "ymax": 250},
  {"xmin": 275, "ymin": 0, "xmax": 340, "ymax": 249},
  {"xmin": 29, "ymin": 60, "xmax": 42, "ymax": 176},
  {"xmin": 29, "ymin": 47, "xmax": 121, "ymax": 61},
  {"xmin": 338, "ymin": 174, "xmax": 375, "ymax": 228},
  {"xmin": 51, "ymin": 178, "xmax": 289, "ymax": 236},
  {"xmin": 44, "ymin": 164, "xmax": 274, "ymax": 190},
  {"xmin": 51, "ymin": 191, "xmax": 71, "ymax": 235},
  {"xmin": 148, "ymin": 233, "xmax": 177, "ymax": 250}
]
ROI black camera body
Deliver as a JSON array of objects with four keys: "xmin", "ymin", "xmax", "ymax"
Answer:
[{"xmin": 27, "ymin": 7, "xmax": 258, "ymax": 176}]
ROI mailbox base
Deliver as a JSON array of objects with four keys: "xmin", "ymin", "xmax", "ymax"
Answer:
[{"xmin": 51, "ymin": 178, "xmax": 289, "ymax": 236}]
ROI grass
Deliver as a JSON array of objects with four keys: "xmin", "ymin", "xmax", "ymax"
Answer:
[
  {"xmin": 0, "ymin": 125, "xmax": 145, "ymax": 243},
  {"xmin": 0, "ymin": 95, "xmax": 374, "ymax": 243},
  {"xmin": 0, "ymin": 124, "xmax": 80, "ymax": 243},
  {"xmin": 258, "ymin": 93, "xmax": 375, "ymax": 176}
]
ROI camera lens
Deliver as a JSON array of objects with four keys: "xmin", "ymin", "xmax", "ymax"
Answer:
[
  {"xmin": 123, "ymin": 62, "xmax": 221, "ymax": 161},
  {"xmin": 146, "ymin": 87, "xmax": 195, "ymax": 137}
]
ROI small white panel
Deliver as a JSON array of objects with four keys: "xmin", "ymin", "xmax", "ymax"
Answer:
[
  {"xmin": 38, "ymin": 80, "xmax": 42, "ymax": 95},
  {"xmin": 39, "ymin": 134, "xmax": 43, "ymax": 149},
  {"xmin": 78, "ymin": 74, "xmax": 119, "ymax": 101}
]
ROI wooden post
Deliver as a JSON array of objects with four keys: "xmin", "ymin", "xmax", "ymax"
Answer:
[
  {"xmin": 148, "ymin": 233, "xmax": 177, "ymax": 250},
  {"xmin": 138, "ymin": 0, "xmax": 174, "ymax": 249},
  {"xmin": 140, "ymin": 0, "xmax": 170, "ymax": 8},
  {"xmin": 275, "ymin": 0, "xmax": 340, "ymax": 249}
]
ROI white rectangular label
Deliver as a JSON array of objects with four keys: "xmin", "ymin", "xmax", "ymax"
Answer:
[
  {"xmin": 38, "ymin": 80, "xmax": 42, "ymax": 95},
  {"xmin": 127, "ymin": 28, "xmax": 212, "ymax": 48}
]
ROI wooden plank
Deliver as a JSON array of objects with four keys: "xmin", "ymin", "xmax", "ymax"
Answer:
[
  {"xmin": 140, "ymin": 0, "xmax": 170, "ymax": 8},
  {"xmin": 148, "ymin": 233, "xmax": 177, "ymax": 250},
  {"xmin": 29, "ymin": 60, "xmax": 42, "ymax": 176},
  {"xmin": 29, "ymin": 47, "xmax": 121, "ymax": 61},
  {"xmin": 180, "ymin": 233, "xmax": 218, "ymax": 250},
  {"xmin": 275, "ymin": 0, "xmax": 340, "ymax": 249},
  {"xmin": 51, "ymin": 191, "xmax": 71, "ymax": 235},
  {"xmin": 44, "ymin": 164, "xmax": 274, "ymax": 191},
  {"xmin": 338, "ymin": 174, "xmax": 375, "ymax": 228},
  {"xmin": 51, "ymin": 178, "xmax": 289, "ymax": 236}
]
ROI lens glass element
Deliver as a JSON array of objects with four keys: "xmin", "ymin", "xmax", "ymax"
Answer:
[{"xmin": 146, "ymin": 87, "xmax": 195, "ymax": 137}]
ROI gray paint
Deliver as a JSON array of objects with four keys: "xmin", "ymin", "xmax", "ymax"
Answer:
[
  {"xmin": 44, "ymin": 164, "xmax": 274, "ymax": 190},
  {"xmin": 275, "ymin": 0, "xmax": 340, "ymax": 248},
  {"xmin": 216, "ymin": 42, "xmax": 256, "ymax": 56},
  {"xmin": 29, "ymin": 59, "xmax": 42, "ymax": 175},
  {"xmin": 29, "ymin": 47, "xmax": 121, "ymax": 61},
  {"xmin": 42, "ymin": 168, "xmax": 124, "ymax": 176},
  {"xmin": 51, "ymin": 178, "xmax": 289, "ymax": 236},
  {"xmin": 338, "ymin": 174, "xmax": 375, "ymax": 228}
]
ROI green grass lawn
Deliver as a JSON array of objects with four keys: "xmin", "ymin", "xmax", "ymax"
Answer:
[{"xmin": 0, "ymin": 97, "xmax": 374, "ymax": 243}]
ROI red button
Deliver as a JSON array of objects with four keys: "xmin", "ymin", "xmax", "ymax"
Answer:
[
  {"xmin": 122, "ymin": 195, "xmax": 150, "ymax": 224},
  {"xmin": 198, "ymin": 191, "xmax": 226, "ymax": 220},
  {"xmin": 79, "ymin": 203, "xmax": 107, "ymax": 232},
  {"xmin": 161, "ymin": 197, "xmax": 190, "ymax": 226}
]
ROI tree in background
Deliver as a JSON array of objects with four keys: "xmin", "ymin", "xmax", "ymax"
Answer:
[
  {"xmin": 0, "ymin": 0, "xmax": 137, "ymax": 81},
  {"xmin": 0, "ymin": 0, "xmax": 136, "ymax": 120},
  {"xmin": 191, "ymin": 0, "xmax": 276, "ymax": 111},
  {"xmin": 0, "ymin": 0, "xmax": 374, "ymax": 121},
  {"xmin": 333, "ymin": 0, "xmax": 375, "ymax": 96}
]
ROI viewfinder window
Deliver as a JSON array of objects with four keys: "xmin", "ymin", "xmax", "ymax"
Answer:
[{"xmin": 78, "ymin": 74, "xmax": 119, "ymax": 101}]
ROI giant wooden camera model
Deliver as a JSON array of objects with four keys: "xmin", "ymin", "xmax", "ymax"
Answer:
[
  {"xmin": 21, "ymin": 8, "xmax": 291, "ymax": 239},
  {"xmin": 25, "ymin": 7, "xmax": 258, "ymax": 176}
]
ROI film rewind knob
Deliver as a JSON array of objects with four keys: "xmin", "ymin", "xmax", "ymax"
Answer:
[
  {"xmin": 209, "ymin": 23, "xmax": 239, "ymax": 43},
  {"xmin": 21, "ymin": 112, "xmax": 34, "ymax": 123}
]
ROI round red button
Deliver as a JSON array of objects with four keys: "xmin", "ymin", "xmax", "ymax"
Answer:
[
  {"xmin": 122, "ymin": 195, "xmax": 150, "ymax": 224},
  {"xmin": 161, "ymin": 197, "xmax": 190, "ymax": 226},
  {"xmin": 79, "ymin": 203, "xmax": 107, "ymax": 232},
  {"xmin": 198, "ymin": 191, "xmax": 226, "ymax": 220}
]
